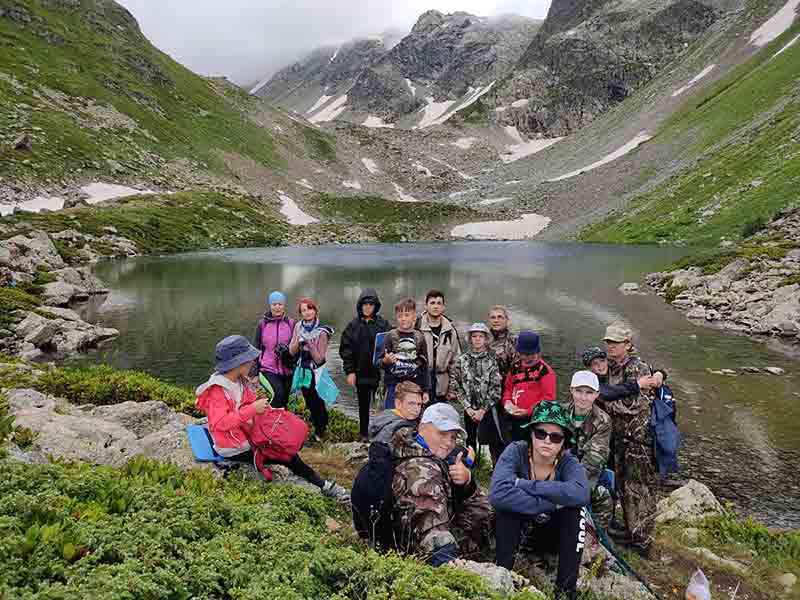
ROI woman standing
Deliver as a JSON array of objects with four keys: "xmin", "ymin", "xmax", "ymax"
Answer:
[
  {"xmin": 289, "ymin": 297, "xmax": 333, "ymax": 440},
  {"xmin": 490, "ymin": 401, "xmax": 590, "ymax": 600},
  {"xmin": 253, "ymin": 291, "xmax": 295, "ymax": 408}
]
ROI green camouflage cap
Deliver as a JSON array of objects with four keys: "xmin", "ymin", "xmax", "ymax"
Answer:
[
  {"xmin": 522, "ymin": 400, "xmax": 573, "ymax": 434},
  {"xmin": 602, "ymin": 321, "xmax": 632, "ymax": 343}
]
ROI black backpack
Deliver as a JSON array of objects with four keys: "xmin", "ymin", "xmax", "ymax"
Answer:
[{"xmin": 351, "ymin": 442, "xmax": 398, "ymax": 550}]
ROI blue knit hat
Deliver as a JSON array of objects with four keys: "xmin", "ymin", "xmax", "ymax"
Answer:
[
  {"xmin": 516, "ymin": 330, "xmax": 541, "ymax": 354},
  {"xmin": 268, "ymin": 291, "xmax": 287, "ymax": 305},
  {"xmin": 215, "ymin": 335, "xmax": 260, "ymax": 373}
]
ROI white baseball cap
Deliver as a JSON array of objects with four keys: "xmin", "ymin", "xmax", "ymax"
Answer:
[
  {"xmin": 421, "ymin": 403, "xmax": 466, "ymax": 434},
  {"xmin": 571, "ymin": 370, "xmax": 600, "ymax": 391}
]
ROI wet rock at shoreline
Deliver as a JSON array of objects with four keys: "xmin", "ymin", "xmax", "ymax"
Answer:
[{"xmin": 656, "ymin": 479, "xmax": 723, "ymax": 523}]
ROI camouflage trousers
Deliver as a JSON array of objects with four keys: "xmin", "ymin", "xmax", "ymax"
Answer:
[
  {"xmin": 611, "ymin": 412, "xmax": 657, "ymax": 547},
  {"xmin": 395, "ymin": 485, "xmax": 494, "ymax": 561},
  {"xmin": 590, "ymin": 484, "xmax": 614, "ymax": 530}
]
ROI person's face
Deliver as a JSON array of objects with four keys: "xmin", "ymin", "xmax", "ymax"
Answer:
[
  {"xmin": 270, "ymin": 301, "xmax": 285, "ymax": 317},
  {"xmin": 426, "ymin": 296, "xmax": 445, "ymax": 318},
  {"xmin": 396, "ymin": 393, "xmax": 423, "ymax": 420},
  {"xmin": 300, "ymin": 303, "xmax": 317, "ymax": 322},
  {"xmin": 470, "ymin": 332, "xmax": 487, "ymax": 351},
  {"xmin": 531, "ymin": 423, "xmax": 566, "ymax": 462},
  {"xmin": 571, "ymin": 386, "xmax": 599, "ymax": 413},
  {"xmin": 396, "ymin": 309, "xmax": 416, "ymax": 330},
  {"xmin": 421, "ymin": 424, "xmax": 458, "ymax": 459},
  {"xmin": 605, "ymin": 340, "xmax": 629, "ymax": 361},
  {"xmin": 488, "ymin": 310, "xmax": 508, "ymax": 332},
  {"xmin": 236, "ymin": 360, "xmax": 255, "ymax": 378},
  {"xmin": 589, "ymin": 357, "xmax": 608, "ymax": 376},
  {"xmin": 519, "ymin": 352, "xmax": 540, "ymax": 366},
  {"xmin": 362, "ymin": 302, "xmax": 375, "ymax": 318}
]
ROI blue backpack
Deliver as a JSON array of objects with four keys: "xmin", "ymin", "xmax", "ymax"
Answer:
[{"xmin": 650, "ymin": 384, "xmax": 681, "ymax": 475}]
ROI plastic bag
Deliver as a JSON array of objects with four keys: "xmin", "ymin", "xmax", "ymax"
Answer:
[
  {"xmin": 685, "ymin": 569, "xmax": 711, "ymax": 600},
  {"xmin": 291, "ymin": 366, "xmax": 313, "ymax": 393},
  {"xmin": 314, "ymin": 366, "xmax": 339, "ymax": 407}
]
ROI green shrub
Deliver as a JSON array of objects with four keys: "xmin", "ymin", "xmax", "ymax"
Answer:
[
  {"xmin": 290, "ymin": 394, "xmax": 361, "ymax": 443},
  {"xmin": 11, "ymin": 425, "xmax": 39, "ymax": 449},
  {"xmin": 35, "ymin": 365, "xmax": 197, "ymax": 414},
  {"xmin": 700, "ymin": 511, "xmax": 800, "ymax": 567},
  {"xmin": 0, "ymin": 393, "xmax": 14, "ymax": 456},
  {"xmin": 0, "ymin": 287, "xmax": 41, "ymax": 329},
  {"xmin": 779, "ymin": 273, "xmax": 800, "ymax": 287},
  {"xmin": 742, "ymin": 214, "xmax": 768, "ymax": 238},
  {"xmin": 0, "ymin": 459, "xmax": 490, "ymax": 599},
  {"xmin": 664, "ymin": 285, "xmax": 687, "ymax": 303}
]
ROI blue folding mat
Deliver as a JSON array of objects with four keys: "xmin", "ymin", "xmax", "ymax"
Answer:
[{"xmin": 186, "ymin": 424, "xmax": 226, "ymax": 462}]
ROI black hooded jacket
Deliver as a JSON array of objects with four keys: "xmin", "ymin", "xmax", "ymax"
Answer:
[{"xmin": 339, "ymin": 288, "xmax": 390, "ymax": 385}]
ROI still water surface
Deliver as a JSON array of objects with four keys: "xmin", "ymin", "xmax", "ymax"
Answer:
[{"xmin": 81, "ymin": 242, "xmax": 800, "ymax": 526}]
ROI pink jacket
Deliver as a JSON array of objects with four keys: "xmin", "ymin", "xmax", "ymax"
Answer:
[{"xmin": 195, "ymin": 374, "xmax": 258, "ymax": 452}]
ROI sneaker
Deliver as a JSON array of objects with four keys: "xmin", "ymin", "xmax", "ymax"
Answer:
[{"xmin": 321, "ymin": 480, "xmax": 350, "ymax": 503}]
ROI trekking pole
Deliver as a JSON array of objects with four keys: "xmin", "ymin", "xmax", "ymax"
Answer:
[{"xmin": 588, "ymin": 510, "xmax": 666, "ymax": 600}]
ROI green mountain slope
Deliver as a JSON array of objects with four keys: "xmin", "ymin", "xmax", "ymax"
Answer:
[
  {"xmin": 580, "ymin": 22, "xmax": 800, "ymax": 246},
  {"xmin": 0, "ymin": 0, "xmax": 287, "ymax": 184}
]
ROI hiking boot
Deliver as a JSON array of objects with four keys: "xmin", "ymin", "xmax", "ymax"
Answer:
[
  {"xmin": 321, "ymin": 480, "xmax": 350, "ymax": 503},
  {"xmin": 607, "ymin": 518, "xmax": 628, "ymax": 539}
]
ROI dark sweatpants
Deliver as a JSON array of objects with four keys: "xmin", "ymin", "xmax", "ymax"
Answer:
[
  {"xmin": 227, "ymin": 451, "xmax": 325, "ymax": 488},
  {"xmin": 303, "ymin": 375, "xmax": 328, "ymax": 437},
  {"xmin": 496, "ymin": 506, "xmax": 586, "ymax": 598},
  {"xmin": 262, "ymin": 371, "xmax": 291, "ymax": 409},
  {"xmin": 356, "ymin": 384, "xmax": 376, "ymax": 438}
]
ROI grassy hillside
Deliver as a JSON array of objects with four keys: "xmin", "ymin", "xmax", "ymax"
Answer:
[{"xmin": 580, "ymin": 23, "xmax": 800, "ymax": 246}]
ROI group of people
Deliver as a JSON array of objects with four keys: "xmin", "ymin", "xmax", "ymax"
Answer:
[{"xmin": 193, "ymin": 287, "xmax": 672, "ymax": 600}]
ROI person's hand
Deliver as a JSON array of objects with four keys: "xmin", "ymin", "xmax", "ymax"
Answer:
[
  {"xmin": 637, "ymin": 375, "xmax": 655, "ymax": 390},
  {"xmin": 346, "ymin": 373, "xmax": 356, "ymax": 387},
  {"xmin": 467, "ymin": 446, "xmax": 476, "ymax": 463},
  {"xmin": 449, "ymin": 452, "xmax": 471, "ymax": 486},
  {"xmin": 651, "ymin": 371, "xmax": 664, "ymax": 387},
  {"xmin": 504, "ymin": 402, "xmax": 524, "ymax": 417},
  {"xmin": 254, "ymin": 398, "xmax": 268, "ymax": 415},
  {"xmin": 383, "ymin": 352, "xmax": 397, "ymax": 365},
  {"xmin": 475, "ymin": 408, "xmax": 487, "ymax": 422},
  {"xmin": 422, "ymin": 392, "xmax": 429, "ymax": 404}
]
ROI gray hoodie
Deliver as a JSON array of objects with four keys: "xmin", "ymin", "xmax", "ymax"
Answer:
[{"xmin": 368, "ymin": 410, "xmax": 417, "ymax": 445}]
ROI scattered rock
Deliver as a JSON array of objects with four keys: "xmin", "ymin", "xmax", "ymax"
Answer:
[
  {"xmin": 578, "ymin": 569, "xmax": 651, "ymax": 600},
  {"xmin": 720, "ymin": 369, "xmax": 737, "ymax": 376},
  {"xmin": 740, "ymin": 366, "xmax": 761, "ymax": 373},
  {"xmin": 331, "ymin": 441, "xmax": 369, "ymax": 463},
  {"xmin": 690, "ymin": 547, "xmax": 749, "ymax": 575},
  {"xmin": 14, "ymin": 312, "xmax": 58, "ymax": 347},
  {"xmin": 41, "ymin": 281, "xmax": 76, "ymax": 306},
  {"xmin": 453, "ymin": 560, "xmax": 530, "ymax": 594},
  {"xmin": 13, "ymin": 134, "xmax": 32, "ymax": 151},
  {"xmin": 618, "ymin": 282, "xmax": 642, "ymax": 294},
  {"xmin": 656, "ymin": 479, "xmax": 723, "ymax": 523},
  {"xmin": 325, "ymin": 517, "xmax": 342, "ymax": 532},
  {"xmin": 764, "ymin": 367, "xmax": 785, "ymax": 376},
  {"xmin": 683, "ymin": 527, "xmax": 700, "ymax": 544},
  {"xmin": 1, "ymin": 230, "xmax": 66, "ymax": 273},
  {"xmin": 776, "ymin": 573, "xmax": 797, "ymax": 591}
]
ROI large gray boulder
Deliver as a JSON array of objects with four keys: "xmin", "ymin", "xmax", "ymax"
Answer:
[
  {"xmin": 452, "ymin": 560, "xmax": 538, "ymax": 595},
  {"xmin": 14, "ymin": 312, "xmax": 59, "ymax": 346},
  {"xmin": 52, "ymin": 266, "xmax": 109, "ymax": 295},
  {"xmin": 1, "ymin": 230, "xmax": 65, "ymax": 273},
  {"xmin": 656, "ymin": 479, "xmax": 723, "ymax": 523},
  {"xmin": 41, "ymin": 281, "xmax": 76, "ymax": 306}
]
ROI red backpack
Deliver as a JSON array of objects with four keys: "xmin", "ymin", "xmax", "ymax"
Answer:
[{"xmin": 248, "ymin": 408, "xmax": 309, "ymax": 463}]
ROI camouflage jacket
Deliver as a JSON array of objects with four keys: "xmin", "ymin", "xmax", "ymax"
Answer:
[
  {"xmin": 390, "ymin": 426, "xmax": 477, "ymax": 554},
  {"xmin": 450, "ymin": 349, "xmax": 502, "ymax": 411},
  {"xmin": 563, "ymin": 401, "xmax": 612, "ymax": 486},
  {"xmin": 606, "ymin": 348, "xmax": 654, "ymax": 416},
  {"xmin": 488, "ymin": 329, "xmax": 517, "ymax": 379}
]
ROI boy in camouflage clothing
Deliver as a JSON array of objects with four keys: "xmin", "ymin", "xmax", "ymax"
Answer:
[
  {"xmin": 451, "ymin": 322, "xmax": 502, "ymax": 452},
  {"xmin": 563, "ymin": 370, "xmax": 613, "ymax": 528},
  {"xmin": 391, "ymin": 403, "xmax": 493, "ymax": 566},
  {"xmin": 487, "ymin": 305, "xmax": 517, "ymax": 382},
  {"xmin": 602, "ymin": 322, "xmax": 663, "ymax": 557}
]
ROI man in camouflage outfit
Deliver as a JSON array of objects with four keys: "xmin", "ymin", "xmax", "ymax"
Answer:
[
  {"xmin": 450, "ymin": 322, "xmax": 502, "ymax": 451},
  {"xmin": 391, "ymin": 403, "xmax": 493, "ymax": 565},
  {"xmin": 602, "ymin": 322, "xmax": 663, "ymax": 557},
  {"xmin": 562, "ymin": 370, "xmax": 614, "ymax": 529}
]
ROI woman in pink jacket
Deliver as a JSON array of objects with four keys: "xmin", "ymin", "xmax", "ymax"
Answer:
[
  {"xmin": 252, "ymin": 290, "xmax": 295, "ymax": 408},
  {"xmin": 195, "ymin": 334, "xmax": 348, "ymax": 500},
  {"xmin": 289, "ymin": 297, "xmax": 333, "ymax": 440}
]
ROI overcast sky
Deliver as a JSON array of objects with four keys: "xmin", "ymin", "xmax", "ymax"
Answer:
[{"xmin": 118, "ymin": 0, "xmax": 551, "ymax": 86}]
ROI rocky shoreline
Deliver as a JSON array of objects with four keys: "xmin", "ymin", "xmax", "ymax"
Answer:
[
  {"xmin": 646, "ymin": 207, "xmax": 800, "ymax": 348},
  {"xmin": 0, "ymin": 230, "xmax": 124, "ymax": 359}
]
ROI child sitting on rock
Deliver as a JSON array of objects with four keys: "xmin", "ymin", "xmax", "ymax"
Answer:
[{"xmin": 195, "ymin": 334, "xmax": 348, "ymax": 500}]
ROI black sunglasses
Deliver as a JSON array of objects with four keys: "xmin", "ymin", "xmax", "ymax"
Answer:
[{"xmin": 532, "ymin": 428, "xmax": 565, "ymax": 444}]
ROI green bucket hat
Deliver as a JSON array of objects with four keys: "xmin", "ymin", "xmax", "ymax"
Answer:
[{"xmin": 522, "ymin": 401, "xmax": 573, "ymax": 435}]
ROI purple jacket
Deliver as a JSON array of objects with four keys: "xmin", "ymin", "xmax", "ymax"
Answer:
[{"xmin": 253, "ymin": 315, "xmax": 296, "ymax": 376}]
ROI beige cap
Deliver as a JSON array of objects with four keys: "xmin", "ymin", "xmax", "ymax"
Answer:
[{"xmin": 603, "ymin": 321, "xmax": 632, "ymax": 343}]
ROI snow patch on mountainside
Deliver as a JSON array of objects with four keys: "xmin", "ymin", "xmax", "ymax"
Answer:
[
  {"xmin": 415, "ymin": 97, "xmax": 456, "ymax": 128},
  {"xmin": 278, "ymin": 192, "xmax": 318, "ymax": 225},
  {"xmin": 342, "ymin": 180, "xmax": 362, "ymax": 190},
  {"xmin": 363, "ymin": 115, "xmax": 395, "ymax": 128},
  {"xmin": 477, "ymin": 197, "xmax": 512, "ymax": 206},
  {"xmin": 749, "ymin": 0, "xmax": 800, "ymax": 46},
  {"xmin": 452, "ymin": 137, "xmax": 477, "ymax": 150},
  {"xmin": 308, "ymin": 95, "xmax": 348, "ymax": 123},
  {"xmin": 307, "ymin": 94, "xmax": 333, "ymax": 114},
  {"xmin": 671, "ymin": 64, "xmax": 715, "ymax": 97},
  {"xmin": 405, "ymin": 78, "xmax": 417, "ymax": 97},
  {"xmin": 548, "ymin": 132, "xmax": 652, "ymax": 181},
  {"xmin": 392, "ymin": 183, "xmax": 418, "ymax": 202},
  {"xmin": 361, "ymin": 157, "xmax": 380, "ymax": 174},
  {"xmin": 451, "ymin": 213, "xmax": 551, "ymax": 239}
]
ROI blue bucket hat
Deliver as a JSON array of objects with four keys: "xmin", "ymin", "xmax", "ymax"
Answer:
[
  {"xmin": 268, "ymin": 291, "xmax": 287, "ymax": 305},
  {"xmin": 215, "ymin": 335, "xmax": 260, "ymax": 373},
  {"xmin": 516, "ymin": 330, "xmax": 541, "ymax": 354}
]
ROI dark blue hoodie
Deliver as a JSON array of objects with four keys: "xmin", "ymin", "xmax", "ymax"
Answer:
[
  {"xmin": 489, "ymin": 441, "xmax": 590, "ymax": 516},
  {"xmin": 339, "ymin": 288, "xmax": 390, "ymax": 386}
]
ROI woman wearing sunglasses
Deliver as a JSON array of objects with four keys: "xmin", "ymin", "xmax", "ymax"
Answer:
[{"xmin": 489, "ymin": 401, "xmax": 590, "ymax": 600}]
